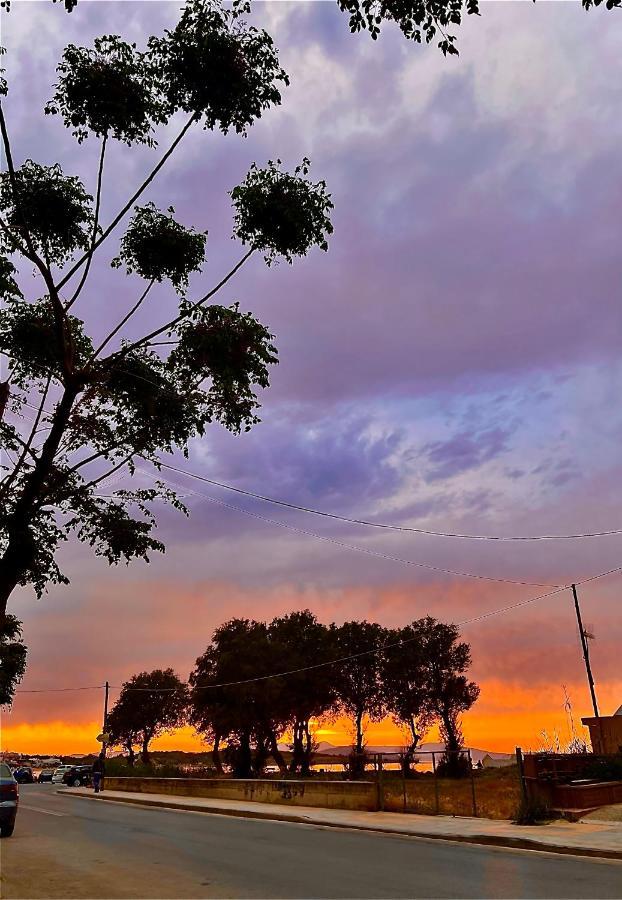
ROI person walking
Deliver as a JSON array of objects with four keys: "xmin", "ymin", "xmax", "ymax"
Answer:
[{"xmin": 92, "ymin": 752, "xmax": 105, "ymax": 793}]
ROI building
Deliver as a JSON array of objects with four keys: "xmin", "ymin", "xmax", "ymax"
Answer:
[
  {"xmin": 481, "ymin": 753, "xmax": 516, "ymax": 769},
  {"xmin": 581, "ymin": 705, "xmax": 622, "ymax": 755}
]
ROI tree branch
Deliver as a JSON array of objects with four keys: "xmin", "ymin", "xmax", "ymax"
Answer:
[
  {"xmin": 55, "ymin": 114, "xmax": 198, "ymax": 293},
  {"xmin": 82, "ymin": 452, "xmax": 134, "ymax": 491},
  {"xmin": 105, "ymin": 247, "xmax": 255, "ymax": 364},
  {"xmin": 0, "ymin": 102, "xmax": 71, "ymax": 378},
  {"xmin": 91, "ymin": 278, "xmax": 155, "ymax": 361},
  {"xmin": 63, "ymin": 440, "xmax": 128, "ymax": 477},
  {"xmin": 0, "ymin": 212, "xmax": 29, "ymax": 258},
  {"xmin": 65, "ymin": 133, "xmax": 108, "ymax": 312},
  {"xmin": 0, "ymin": 375, "xmax": 50, "ymax": 502},
  {"xmin": 0, "ymin": 426, "xmax": 40, "ymax": 474}
]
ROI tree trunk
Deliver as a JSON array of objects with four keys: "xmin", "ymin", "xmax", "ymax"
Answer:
[
  {"xmin": 0, "ymin": 535, "xmax": 33, "ymax": 626},
  {"xmin": 141, "ymin": 734, "xmax": 150, "ymax": 765},
  {"xmin": 0, "ymin": 382, "xmax": 79, "ymax": 623},
  {"xmin": 289, "ymin": 721, "xmax": 304, "ymax": 774},
  {"xmin": 439, "ymin": 708, "xmax": 466, "ymax": 777},
  {"xmin": 233, "ymin": 731, "xmax": 252, "ymax": 778},
  {"xmin": 401, "ymin": 716, "xmax": 419, "ymax": 777},
  {"xmin": 301, "ymin": 720, "xmax": 313, "ymax": 776},
  {"xmin": 212, "ymin": 734, "xmax": 224, "ymax": 775},
  {"xmin": 355, "ymin": 710, "xmax": 364, "ymax": 755},
  {"xmin": 441, "ymin": 710, "xmax": 461, "ymax": 754},
  {"xmin": 269, "ymin": 732, "xmax": 288, "ymax": 774},
  {"xmin": 0, "ymin": 380, "xmax": 8, "ymax": 422},
  {"xmin": 408, "ymin": 716, "xmax": 419, "ymax": 751},
  {"xmin": 253, "ymin": 736, "xmax": 269, "ymax": 776}
]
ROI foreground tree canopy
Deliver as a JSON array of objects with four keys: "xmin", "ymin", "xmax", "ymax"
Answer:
[
  {"xmin": 1, "ymin": 0, "xmax": 618, "ymax": 56},
  {"xmin": 0, "ymin": 0, "xmax": 334, "ymax": 653},
  {"xmin": 107, "ymin": 612, "xmax": 479, "ymax": 778},
  {"xmin": 0, "ymin": 614, "xmax": 26, "ymax": 706}
]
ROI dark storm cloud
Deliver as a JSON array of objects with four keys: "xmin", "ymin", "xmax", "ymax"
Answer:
[{"xmin": 423, "ymin": 426, "xmax": 512, "ymax": 481}]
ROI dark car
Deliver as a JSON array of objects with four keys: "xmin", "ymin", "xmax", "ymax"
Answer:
[
  {"xmin": 0, "ymin": 762, "xmax": 19, "ymax": 837},
  {"xmin": 13, "ymin": 767, "xmax": 34, "ymax": 784},
  {"xmin": 38, "ymin": 769, "xmax": 55, "ymax": 783},
  {"xmin": 62, "ymin": 765, "xmax": 92, "ymax": 787}
]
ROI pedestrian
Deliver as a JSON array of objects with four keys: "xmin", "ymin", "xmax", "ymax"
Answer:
[{"xmin": 92, "ymin": 751, "xmax": 105, "ymax": 793}]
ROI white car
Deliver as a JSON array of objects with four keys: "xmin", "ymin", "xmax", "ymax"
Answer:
[{"xmin": 51, "ymin": 766, "xmax": 72, "ymax": 784}]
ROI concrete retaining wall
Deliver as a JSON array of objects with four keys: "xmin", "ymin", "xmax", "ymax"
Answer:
[{"xmin": 105, "ymin": 777, "xmax": 378, "ymax": 811}]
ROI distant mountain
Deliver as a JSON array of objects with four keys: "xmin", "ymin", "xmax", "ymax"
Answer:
[{"xmin": 316, "ymin": 742, "xmax": 513, "ymax": 764}]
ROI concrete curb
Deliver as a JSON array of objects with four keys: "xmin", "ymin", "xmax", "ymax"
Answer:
[{"xmin": 60, "ymin": 790, "xmax": 622, "ymax": 861}]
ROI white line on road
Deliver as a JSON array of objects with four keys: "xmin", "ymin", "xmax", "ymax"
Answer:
[{"xmin": 20, "ymin": 804, "xmax": 67, "ymax": 816}]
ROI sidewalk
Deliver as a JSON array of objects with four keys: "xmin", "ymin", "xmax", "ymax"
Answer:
[{"xmin": 62, "ymin": 787, "xmax": 622, "ymax": 860}]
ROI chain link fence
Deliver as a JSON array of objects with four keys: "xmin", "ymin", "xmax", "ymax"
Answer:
[{"xmin": 371, "ymin": 750, "xmax": 521, "ymax": 819}]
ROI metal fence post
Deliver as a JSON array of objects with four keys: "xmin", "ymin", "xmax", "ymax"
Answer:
[
  {"xmin": 516, "ymin": 746, "xmax": 528, "ymax": 806},
  {"xmin": 468, "ymin": 749, "xmax": 477, "ymax": 817},
  {"xmin": 377, "ymin": 754, "xmax": 385, "ymax": 811},
  {"xmin": 401, "ymin": 753, "xmax": 407, "ymax": 812},
  {"xmin": 432, "ymin": 751, "xmax": 440, "ymax": 814}
]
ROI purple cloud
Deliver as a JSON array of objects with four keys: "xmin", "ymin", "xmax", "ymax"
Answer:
[{"xmin": 423, "ymin": 427, "xmax": 512, "ymax": 481}]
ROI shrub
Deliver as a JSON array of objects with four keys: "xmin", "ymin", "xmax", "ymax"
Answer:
[
  {"xmin": 345, "ymin": 750, "xmax": 368, "ymax": 780},
  {"xmin": 513, "ymin": 796, "xmax": 552, "ymax": 825},
  {"xmin": 435, "ymin": 752, "xmax": 472, "ymax": 778},
  {"xmin": 582, "ymin": 755, "xmax": 622, "ymax": 782}
]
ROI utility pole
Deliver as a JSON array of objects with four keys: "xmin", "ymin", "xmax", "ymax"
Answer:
[
  {"xmin": 102, "ymin": 680, "xmax": 110, "ymax": 755},
  {"xmin": 571, "ymin": 584, "xmax": 599, "ymax": 718}
]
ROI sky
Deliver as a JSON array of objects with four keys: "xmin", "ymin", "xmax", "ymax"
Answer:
[{"xmin": 1, "ymin": 0, "xmax": 622, "ymax": 756}]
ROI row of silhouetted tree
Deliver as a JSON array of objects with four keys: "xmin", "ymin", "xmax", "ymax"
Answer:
[{"xmin": 106, "ymin": 612, "xmax": 479, "ymax": 778}]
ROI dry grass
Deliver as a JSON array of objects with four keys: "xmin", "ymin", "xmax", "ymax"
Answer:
[{"xmin": 382, "ymin": 765, "xmax": 521, "ymax": 820}]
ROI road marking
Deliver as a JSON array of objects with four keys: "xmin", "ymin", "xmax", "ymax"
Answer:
[{"xmin": 20, "ymin": 804, "xmax": 67, "ymax": 816}]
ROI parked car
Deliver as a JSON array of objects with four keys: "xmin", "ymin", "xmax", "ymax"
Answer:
[
  {"xmin": 51, "ymin": 766, "xmax": 72, "ymax": 784},
  {"xmin": 62, "ymin": 766, "xmax": 92, "ymax": 787},
  {"xmin": 13, "ymin": 767, "xmax": 34, "ymax": 784},
  {"xmin": 0, "ymin": 763, "xmax": 19, "ymax": 837},
  {"xmin": 38, "ymin": 769, "xmax": 55, "ymax": 783}
]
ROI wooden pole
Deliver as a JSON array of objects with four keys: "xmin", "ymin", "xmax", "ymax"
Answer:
[
  {"xmin": 432, "ymin": 751, "xmax": 439, "ymax": 815},
  {"xmin": 571, "ymin": 584, "xmax": 599, "ymax": 718},
  {"xmin": 468, "ymin": 750, "xmax": 477, "ymax": 817},
  {"xmin": 516, "ymin": 746, "xmax": 528, "ymax": 806}
]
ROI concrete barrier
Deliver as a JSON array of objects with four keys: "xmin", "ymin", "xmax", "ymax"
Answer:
[{"xmin": 104, "ymin": 777, "xmax": 378, "ymax": 811}]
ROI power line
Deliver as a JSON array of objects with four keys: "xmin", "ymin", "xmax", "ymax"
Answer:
[
  {"xmin": 14, "ymin": 685, "xmax": 104, "ymax": 694},
  {"xmin": 3, "ymin": 349, "xmax": 622, "ymax": 544},
  {"xmin": 145, "ymin": 467, "xmax": 560, "ymax": 588},
  {"xmin": 158, "ymin": 461, "xmax": 622, "ymax": 543},
  {"xmin": 109, "ymin": 587, "xmax": 567, "ymax": 692},
  {"xmin": 15, "ymin": 565, "xmax": 621, "ymax": 695}
]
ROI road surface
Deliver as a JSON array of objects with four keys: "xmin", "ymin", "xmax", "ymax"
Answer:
[{"xmin": 2, "ymin": 784, "xmax": 621, "ymax": 899}]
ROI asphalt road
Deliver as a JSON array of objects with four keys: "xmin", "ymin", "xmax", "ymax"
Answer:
[{"xmin": 2, "ymin": 784, "xmax": 621, "ymax": 899}]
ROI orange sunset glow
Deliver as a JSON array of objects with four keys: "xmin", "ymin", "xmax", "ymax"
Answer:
[
  {"xmin": 5, "ymin": 571, "xmax": 621, "ymax": 759},
  {"xmin": 4, "ymin": 679, "xmax": 621, "ymax": 756}
]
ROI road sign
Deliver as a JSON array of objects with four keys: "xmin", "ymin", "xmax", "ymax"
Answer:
[{"xmin": 96, "ymin": 733, "xmax": 110, "ymax": 743}]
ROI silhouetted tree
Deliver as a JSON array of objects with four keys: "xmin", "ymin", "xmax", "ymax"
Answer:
[
  {"xmin": 269, "ymin": 610, "xmax": 337, "ymax": 775},
  {"xmin": 108, "ymin": 668, "xmax": 188, "ymax": 763},
  {"xmin": 189, "ymin": 619, "xmax": 289, "ymax": 777},
  {"xmin": 340, "ymin": 0, "xmax": 621, "ymax": 54},
  {"xmin": 107, "ymin": 702, "xmax": 141, "ymax": 767},
  {"xmin": 7, "ymin": 0, "xmax": 618, "ymax": 57},
  {"xmin": 416, "ymin": 617, "xmax": 479, "ymax": 776},
  {"xmin": 0, "ymin": 0, "xmax": 333, "ymax": 642},
  {"xmin": 332, "ymin": 620, "xmax": 388, "ymax": 776},
  {"xmin": 0, "ymin": 614, "xmax": 27, "ymax": 706},
  {"xmin": 381, "ymin": 624, "xmax": 432, "ymax": 775}
]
